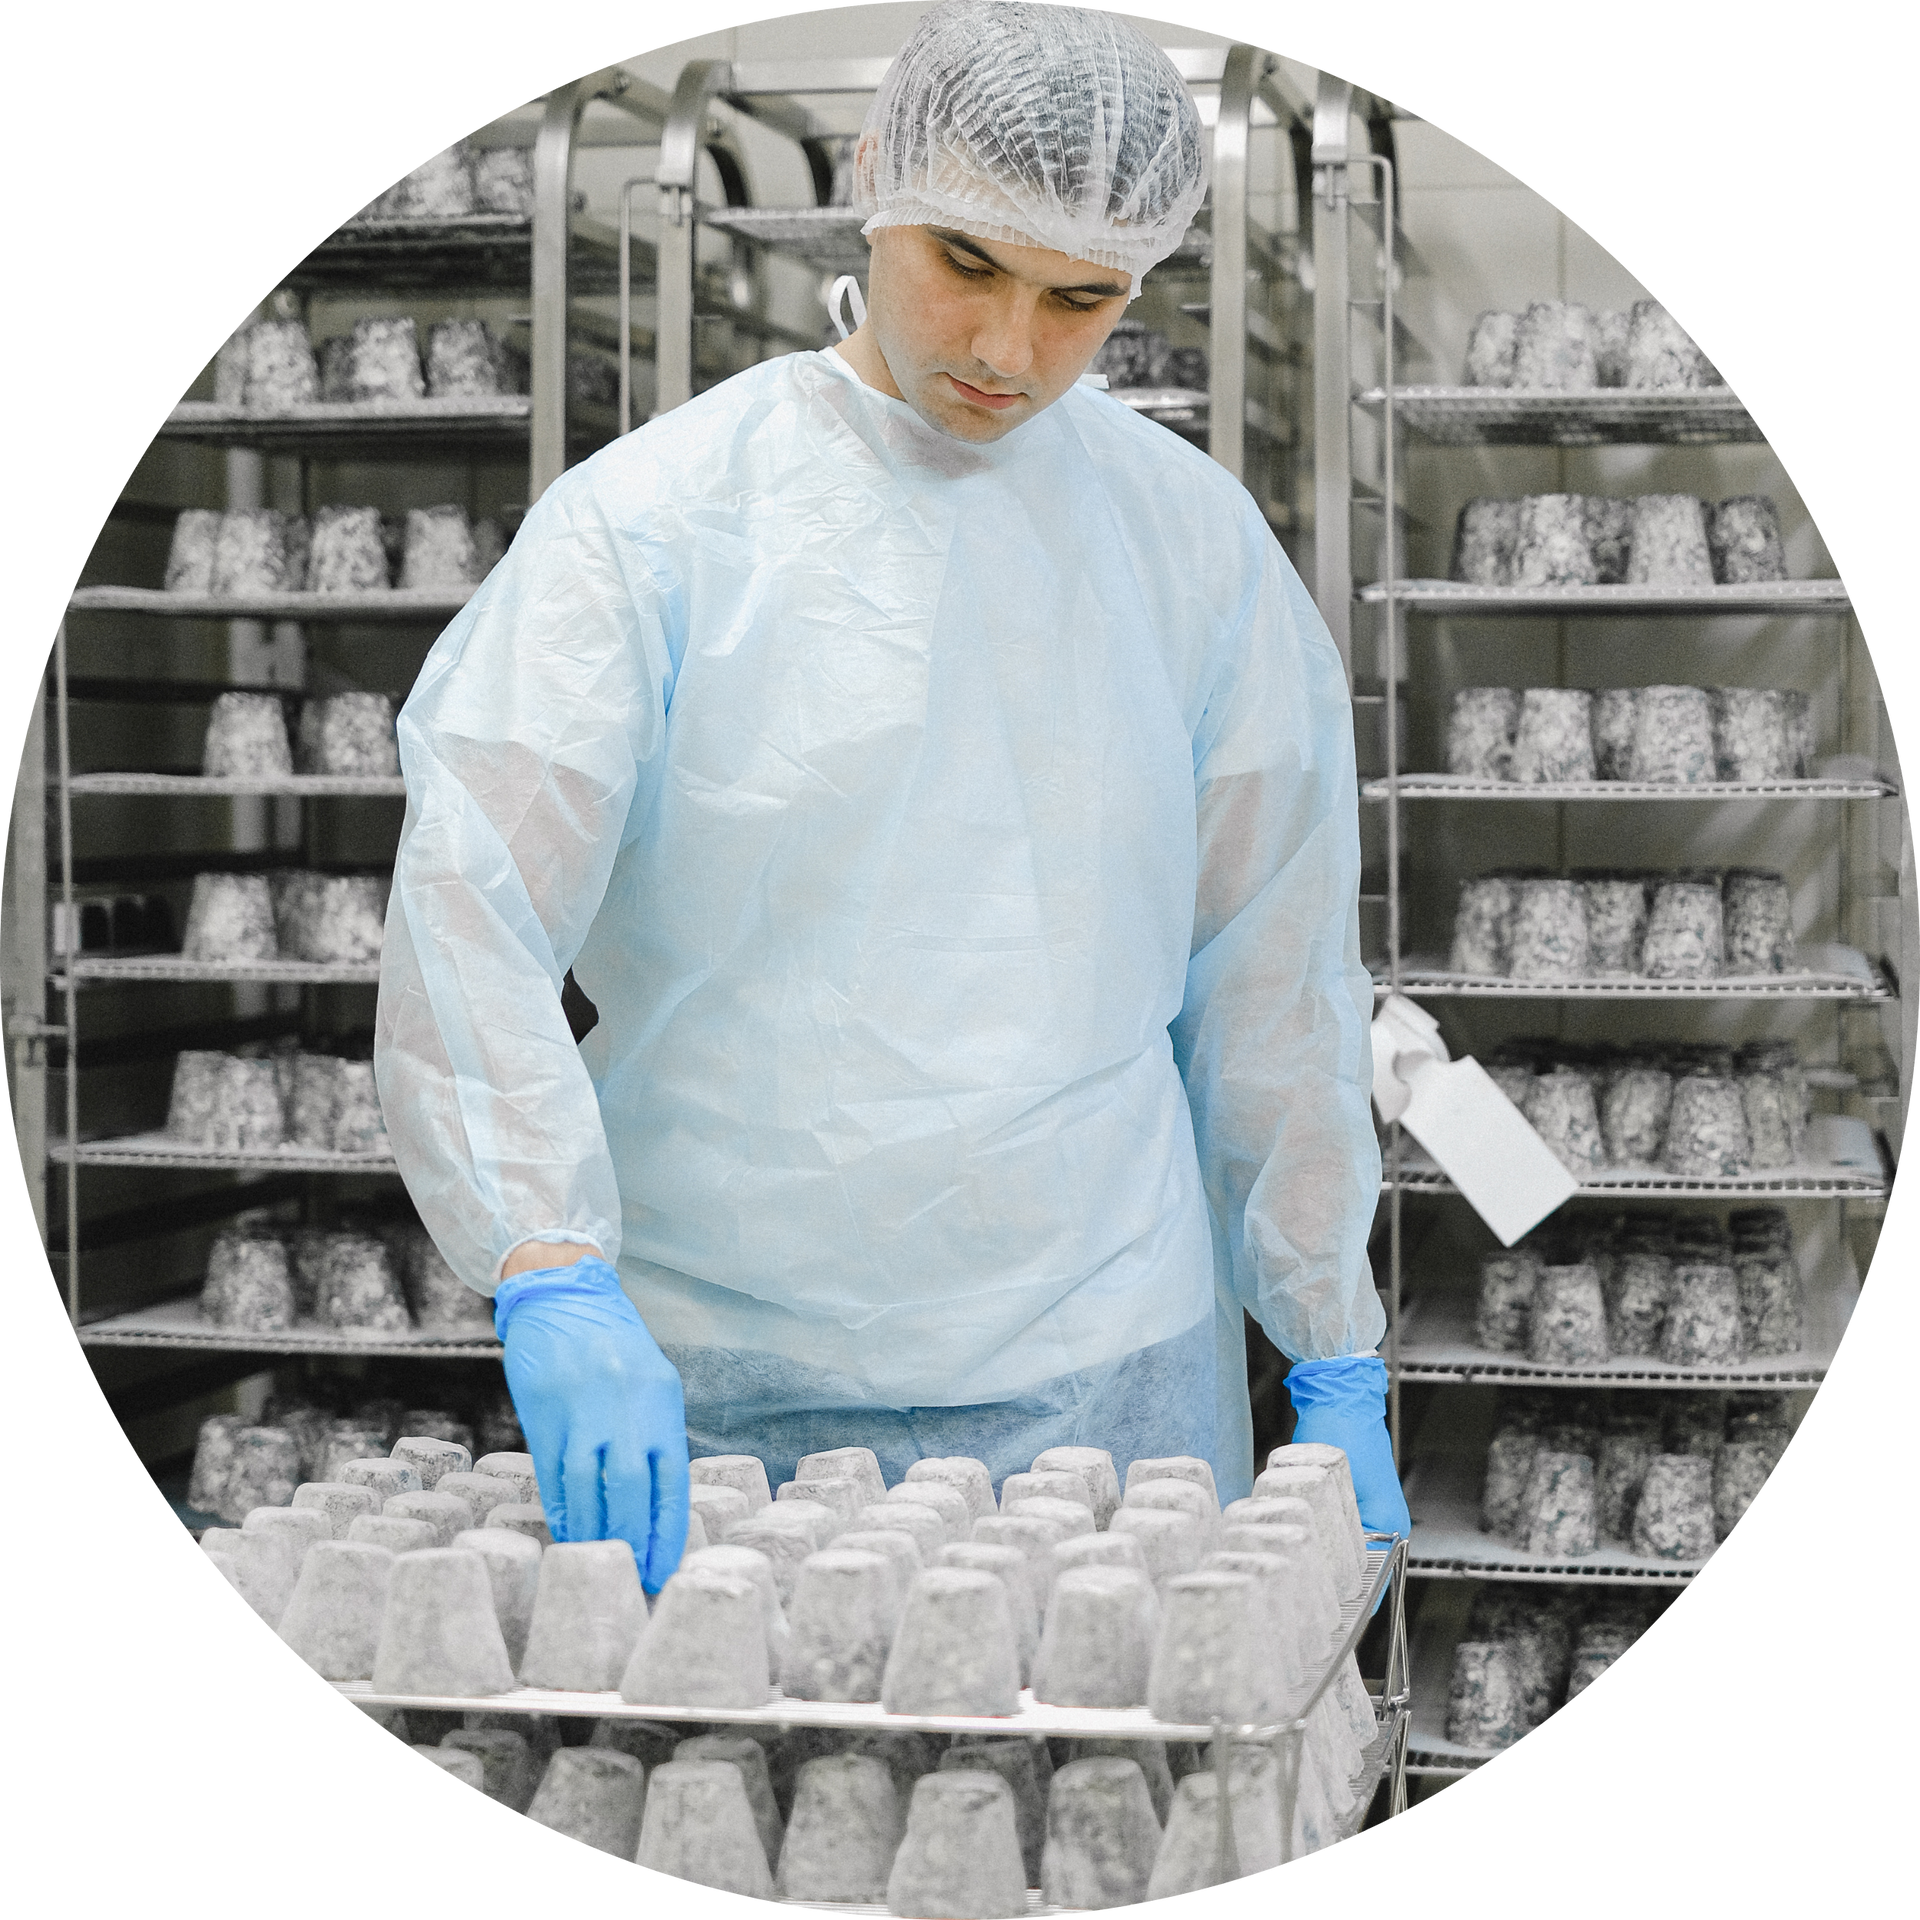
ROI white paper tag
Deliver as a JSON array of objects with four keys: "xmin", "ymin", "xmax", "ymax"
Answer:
[
  {"xmin": 1370, "ymin": 995, "xmax": 1446, "ymax": 1123},
  {"xmin": 1396, "ymin": 1053, "xmax": 1578, "ymax": 1245},
  {"xmin": 1810, "ymin": 1111, "xmax": 1880, "ymax": 1169},
  {"xmin": 1370, "ymin": 993, "xmax": 1575, "ymax": 1245}
]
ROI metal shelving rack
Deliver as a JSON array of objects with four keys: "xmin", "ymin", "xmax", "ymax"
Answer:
[
  {"xmin": 644, "ymin": 47, "xmax": 1313, "ymax": 543},
  {"xmin": 1307, "ymin": 75, "xmax": 1905, "ymax": 1765},
  {"xmin": 9, "ymin": 75, "xmax": 670, "ymax": 1367}
]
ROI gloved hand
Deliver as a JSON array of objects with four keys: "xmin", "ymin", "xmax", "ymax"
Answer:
[
  {"xmin": 494, "ymin": 1255, "xmax": 690, "ymax": 1593},
  {"xmin": 1284, "ymin": 1353, "xmax": 1411, "ymax": 1542}
]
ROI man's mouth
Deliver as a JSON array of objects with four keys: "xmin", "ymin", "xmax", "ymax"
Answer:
[{"xmin": 946, "ymin": 374, "xmax": 1024, "ymax": 411}]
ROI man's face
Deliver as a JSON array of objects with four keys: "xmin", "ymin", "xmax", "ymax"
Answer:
[{"xmin": 852, "ymin": 224, "xmax": 1131, "ymax": 443}]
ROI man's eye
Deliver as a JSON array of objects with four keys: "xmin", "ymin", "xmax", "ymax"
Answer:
[{"xmin": 943, "ymin": 252, "xmax": 991, "ymax": 279}]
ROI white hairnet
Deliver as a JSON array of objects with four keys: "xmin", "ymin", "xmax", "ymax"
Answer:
[{"xmin": 854, "ymin": 0, "xmax": 1208, "ymax": 296}]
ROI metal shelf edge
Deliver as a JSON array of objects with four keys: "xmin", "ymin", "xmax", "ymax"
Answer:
[
  {"xmin": 68, "ymin": 775, "xmax": 407, "ymax": 799},
  {"xmin": 1358, "ymin": 580, "xmax": 1849, "ymax": 615},
  {"xmin": 52, "ymin": 1135, "xmax": 398, "ymax": 1174},
  {"xmin": 67, "ymin": 587, "xmax": 471, "ymax": 623},
  {"xmin": 1360, "ymin": 777, "xmax": 1896, "ymax": 803}
]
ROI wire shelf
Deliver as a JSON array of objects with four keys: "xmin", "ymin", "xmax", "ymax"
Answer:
[
  {"xmin": 697, "ymin": 206, "xmax": 1216, "ymax": 278},
  {"xmin": 1339, "ymin": 1704, "xmax": 1407, "ymax": 1838},
  {"xmin": 1113, "ymin": 385, "xmax": 1209, "ymax": 424},
  {"xmin": 1356, "ymin": 385, "xmax": 1762, "ymax": 446},
  {"xmin": 51, "ymin": 1132, "xmax": 397, "ymax": 1174},
  {"xmin": 1406, "ymin": 1461, "xmax": 1706, "ymax": 1585},
  {"xmin": 1358, "ymin": 579, "xmax": 1849, "ymax": 616},
  {"xmin": 74, "ymin": 1297, "xmax": 500, "ymax": 1356},
  {"xmin": 701, "ymin": 206, "xmax": 873, "ymax": 275},
  {"xmin": 1372, "ymin": 947, "xmax": 1888, "ymax": 1002},
  {"xmin": 68, "ymin": 773, "xmax": 407, "ymax": 799},
  {"xmin": 1360, "ymin": 773, "xmax": 1897, "ymax": 803},
  {"xmin": 1383, "ymin": 1121, "xmax": 1887, "ymax": 1200},
  {"xmin": 55, "ymin": 957, "xmax": 380, "ymax": 986},
  {"xmin": 283, "ymin": 208, "xmax": 636, "ymax": 295},
  {"xmin": 1394, "ymin": 1242, "xmax": 1857, "ymax": 1388},
  {"xmin": 159, "ymin": 396, "xmax": 536, "ymax": 456},
  {"xmin": 66, "ymin": 586, "xmax": 471, "ymax": 623}
]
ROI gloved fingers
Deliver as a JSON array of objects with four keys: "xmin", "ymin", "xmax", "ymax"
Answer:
[
  {"xmin": 1291, "ymin": 1407, "xmax": 1409, "ymax": 1542},
  {"xmin": 560, "ymin": 1434, "xmax": 610, "ymax": 1544},
  {"xmin": 644, "ymin": 1438, "xmax": 693, "ymax": 1594},
  {"xmin": 505, "ymin": 1366, "xmax": 570, "ymax": 1541},
  {"xmin": 600, "ymin": 1431, "xmax": 660, "ymax": 1582}
]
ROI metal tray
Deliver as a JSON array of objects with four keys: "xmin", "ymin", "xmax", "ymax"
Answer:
[
  {"xmin": 160, "ymin": 396, "xmax": 540, "ymax": 456},
  {"xmin": 51, "ymin": 1131, "xmax": 397, "ymax": 1174},
  {"xmin": 68, "ymin": 774, "xmax": 407, "ymax": 799},
  {"xmin": 66, "ymin": 586, "xmax": 470, "ymax": 623},
  {"xmin": 1373, "ymin": 944, "xmax": 1890, "ymax": 1001},
  {"xmin": 340, "ymin": 1544, "xmax": 1403, "ymax": 1743},
  {"xmin": 54, "ymin": 957, "xmax": 381, "ymax": 986},
  {"xmin": 1357, "ymin": 385, "xmax": 1762, "ymax": 447},
  {"xmin": 75, "ymin": 1297, "xmax": 500, "ymax": 1356},
  {"xmin": 1357, "ymin": 578, "xmax": 1849, "ymax": 616},
  {"xmin": 1361, "ymin": 772, "xmax": 1897, "ymax": 803},
  {"xmin": 1382, "ymin": 1115, "xmax": 1887, "ymax": 1200}
]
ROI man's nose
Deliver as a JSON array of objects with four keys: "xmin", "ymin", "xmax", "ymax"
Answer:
[{"xmin": 971, "ymin": 292, "xmax": 1037, "ymax": 381}]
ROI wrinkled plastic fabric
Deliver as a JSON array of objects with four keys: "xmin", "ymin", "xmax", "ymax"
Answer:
[
  {"xmin": 1284, "ymin": 1355, "xmax": 1411, "ymax": 1541},
  {"xmin": 854, "ymin": 0, "xmax": 1208, "ymax": 295},
  {"xmin": 495, "ymin": 1256, "xmax": 690, "ymax": 1590},
  {"xmin": 375, "ymin": 347, "xmax": 1382, "ymax": 1506},
  {"xmin": 682, "ymin": 1314, "xmax": 1217, "ymax": 1499}
]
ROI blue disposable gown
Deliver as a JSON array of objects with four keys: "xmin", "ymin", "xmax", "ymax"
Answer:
[{"xmin": 374, "ymin": 349, "xmax": 1383, "ymax": 1503}]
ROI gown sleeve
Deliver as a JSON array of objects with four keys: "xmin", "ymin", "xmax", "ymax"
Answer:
[
  {"xmin": 1169, "ymin": 522, "xmax": 1386, "ymax": 1363},
  {"xmin": 373, "ymin": 464, "xmax": 676, "ymax": 1293}
]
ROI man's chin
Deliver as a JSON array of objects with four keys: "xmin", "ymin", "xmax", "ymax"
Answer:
[{"xmin": 911, "ymin": 381, "xmax": 1033, "ymax": 444}]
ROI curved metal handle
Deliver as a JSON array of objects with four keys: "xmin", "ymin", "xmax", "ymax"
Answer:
[
  {"xmin": 530, "ymin": 68, "xmax": 632, "ymax": 499},
  {"xmin": 658, "ymin": 59, "xmax": 733, "ymax": 190},
  {"xmin": 1207, "ymin": 46, "xmax": 1259, "ymax": 481}
]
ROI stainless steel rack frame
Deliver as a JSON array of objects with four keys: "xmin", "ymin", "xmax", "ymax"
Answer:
[
  {"xmin": 12, "ymin": 74, "xmax": 673, "ymax": 1351},
  {"xmin": 1307, "ymin": 82, "xmax": 1906, "ymax": 1516},
  {"xmin": 1313, "ymin": 63, "xmax": 1896, "ymax": 1428}
]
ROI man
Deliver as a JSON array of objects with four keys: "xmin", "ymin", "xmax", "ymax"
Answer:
[{"xmin": 375, "ymin": 1, "xmax": 1406, "ymax": 1589}]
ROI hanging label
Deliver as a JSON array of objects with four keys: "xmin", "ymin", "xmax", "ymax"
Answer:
[{"xmin": 1371, "ymin": 994, "xmax": 1576, "ymax": 1246}]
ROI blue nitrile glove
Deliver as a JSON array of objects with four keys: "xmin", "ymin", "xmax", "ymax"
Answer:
[
  {"xmin": 494, "ymin": 1256, "xmax": 690, "ymax": 1593},
  {"xmin": 1285, "ymin": 1354, "xmax": 1412, "ymax": 1543}
]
